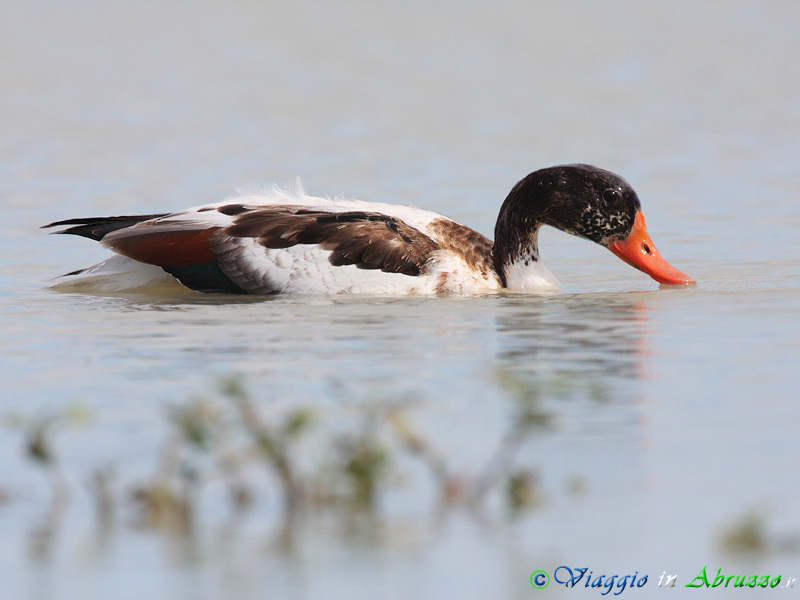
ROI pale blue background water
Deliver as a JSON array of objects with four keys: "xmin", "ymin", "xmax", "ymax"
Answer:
[{"xmin": 2, "ymin": 1, "xmax": 800, "ymax": 599}]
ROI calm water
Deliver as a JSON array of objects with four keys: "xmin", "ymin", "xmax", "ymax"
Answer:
[{"xmin": 2, "ymin": 1, "xmax": 800, "ymax": 599}]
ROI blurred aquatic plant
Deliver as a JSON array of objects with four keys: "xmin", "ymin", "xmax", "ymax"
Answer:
[
  {"xmin": 172, "ymin": 374, "xmax": 556, "ymax": 518},
  {"xmin": 26, "ymin": 417, "xmax": 55, "ymax": 466},
  {"xmin": 720, "ymin": 509, "xmax": 767, "ymax": 555},
  {"xmin": 131, "ymin": 478, "xmax": 195, "ymax": 534},
  {"xmin": 130, "ymin": 409, "xmax": 201, "ymax": 533},
  {"xmin": 469, "ymin": 369, "xmax": 554, "ymax": 508},
  {"xmin": 507, "ymin": 469, "xmax": 542, "ymax": 511},
  {"xmin": 719, "ymin": 507, "xmax": 800, "ymax": 556},
  {"xmin": 171, "ymin": 398, "xmax": 221, "ymax": 451},
  {"xmin": 3, "ymin": 406, "xmax": 90, "ymax": 562},
  {"xmin": 88, "ymin": 466, "xmax": 116, "ymax": 532},
  {"xmin": 390, "ymin": 410, "xmax": 464, "ymax": 505},
  {"xmin": 222, "ymin": 376, "xmax": 314, "ymax": 512},
  {"xmin": 335, "ymin": 414, "xmax": 390, "ymax": 509},
  {"xmin": 20, "ymin": 405, "xmax": 92, "ymax": 466},
  {"xmin": 5, "ymin": 372, "xmax": 568, "ymax": 551},
  {"xmin": 9, "ymin": 405, "xmax": 92, "ymax": 506},
  {"xmin": 387, "ymin": 369, "xmax": 554, "ymax": 512}
]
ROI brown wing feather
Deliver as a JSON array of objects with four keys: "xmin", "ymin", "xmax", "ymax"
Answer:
[
  {"xmin": 226, "ymin": 207, "xmax": 440, "ymax": 276},
  {"xmin": 427, "ymin": 218, "xmax": 495, "ymax": 277}
]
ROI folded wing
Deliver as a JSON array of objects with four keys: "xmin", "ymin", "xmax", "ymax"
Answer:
[{"xmin": 48, "ymin": 205, "xmax": 442, "ymax": 294}]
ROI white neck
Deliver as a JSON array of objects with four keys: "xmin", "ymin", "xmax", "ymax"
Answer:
[
  {"xmin": 500, "ymin": 230, "xmax": 560, "ymax": 292},
  {"xmin": 503, "ymin": 257, "xmax": 560, "ymax": 292}
]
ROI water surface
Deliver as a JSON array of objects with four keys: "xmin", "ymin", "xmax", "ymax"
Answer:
[{"xmin": 2, "ymin": 1, "xmax": 800, "ymax": 599}]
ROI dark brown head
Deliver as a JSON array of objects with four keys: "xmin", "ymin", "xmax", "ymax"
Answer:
[{"xmin": 493, "ymin": 164, "xmax": 695, "ymax": 286}]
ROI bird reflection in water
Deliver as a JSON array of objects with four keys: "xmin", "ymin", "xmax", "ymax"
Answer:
[{"xmin": 494, "ymin": 294, "xmax": 651, "ymax": 401}]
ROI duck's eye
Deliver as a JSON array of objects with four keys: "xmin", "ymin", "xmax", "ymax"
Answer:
[{"xmin": 602, "ymin": 189, "xmax": 622, "ymax": 203}]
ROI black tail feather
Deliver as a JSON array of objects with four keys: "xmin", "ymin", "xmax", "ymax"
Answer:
[{"xmin": 42, "ymin": 214, "xmax": 169, "ymax": 241}]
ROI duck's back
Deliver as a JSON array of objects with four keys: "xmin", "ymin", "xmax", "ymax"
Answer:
[{"xmin": 46, "ymin": 184, "xmax": 501, "ymax": 295}]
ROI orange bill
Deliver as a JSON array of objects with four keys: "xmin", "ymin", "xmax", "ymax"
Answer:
[{"xmin": 607, "ymin": 212, "xmax": 696, "ymax": 285}]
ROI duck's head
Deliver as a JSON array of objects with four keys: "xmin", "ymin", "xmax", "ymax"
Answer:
[{"xmin": 494, "ymin": 164, "xmax": 695, "ymax": 286}]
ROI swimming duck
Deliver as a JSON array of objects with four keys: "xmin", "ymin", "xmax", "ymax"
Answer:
[{"xmin": 44, "ymin": 164, "xmax": 695, "ymax": 294}]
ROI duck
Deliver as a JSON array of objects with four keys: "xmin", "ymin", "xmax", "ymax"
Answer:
[{"xmin": 43, "ymin": 164, "xmax": 695, "ymax": 295}]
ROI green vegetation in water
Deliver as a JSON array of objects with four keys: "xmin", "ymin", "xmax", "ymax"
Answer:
[
  {"xmin": 5, "ymin": 373, "xmax": 799, "ymax": 561},
  {"xmin": 719, "ymin": 507, "xmax": 800, "ymax": 557},
  {"xmin": 4, "ymin": 373, "xmax": 554, "ymax": 527}
]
